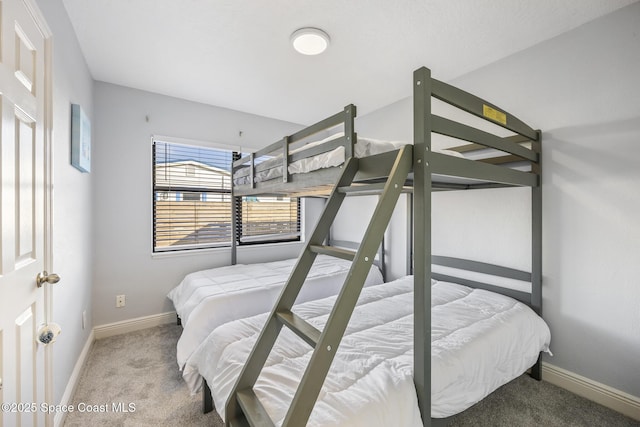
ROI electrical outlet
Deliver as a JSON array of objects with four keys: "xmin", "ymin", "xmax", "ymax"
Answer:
[
  {"xmin": 116, "ymin": 294, "xmax": 126, "ymax": 308},
  {"xmin": 82, "ymin": 310, "xmax": 87, "ymax": 329}
]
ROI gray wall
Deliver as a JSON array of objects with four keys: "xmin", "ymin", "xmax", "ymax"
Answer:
[
  {"xmin": 92, "ymin": 83, "xmax": 323, "ymax": 325},
  {"xmin": 348, "ymin": 3, "xmax": 640, "ymax": 397},
  {"xmin": 36, "ymin": 0, "xmax": 95, "ymax": 408}
]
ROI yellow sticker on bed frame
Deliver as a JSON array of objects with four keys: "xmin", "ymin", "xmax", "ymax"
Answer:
[{"xmin": 483, "ymin": 105, "xmax": 507, "ymax": 125}]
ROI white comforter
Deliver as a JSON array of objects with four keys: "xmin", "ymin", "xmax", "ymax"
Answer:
[
  {"xmin": 234, "ymin": 134, "xmax": 406, "ymax": 184},
  {"xmin": 167, "ymin": 255, "xmax": 383, "ymax": 378},
  {"xmin": 189, "ymin": 276, "xmax": 551, "ymax": 425}
]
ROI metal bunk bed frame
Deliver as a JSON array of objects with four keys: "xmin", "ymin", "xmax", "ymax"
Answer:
[{"xmin": 224, "ymin": 66, "xmax": 542, "ymax": 426}]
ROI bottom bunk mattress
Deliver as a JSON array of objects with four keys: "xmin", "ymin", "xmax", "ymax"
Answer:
[
  {"xmin": 188, "ymin": 276, "xmax": 551, "ymax": 425},
  {"xmin": 167, "ymin": 255, "xmax": 383, "ymax": 373}
]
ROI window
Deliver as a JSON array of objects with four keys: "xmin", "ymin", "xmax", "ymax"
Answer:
[
  {"xmin": 237, "ymin": 197, "xmax": 301, "ymax": 244},
  {"xmin": 153, "ymin": 139, "xmax": 300, "ymax": 252}
]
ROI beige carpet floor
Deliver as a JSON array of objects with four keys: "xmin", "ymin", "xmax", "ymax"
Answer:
[{"xmin": 63, "ymin": 324, "xmax": 639, "ymax": 426}]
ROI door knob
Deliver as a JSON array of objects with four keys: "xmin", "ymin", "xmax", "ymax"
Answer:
[{"xmin": 36, "ymin": 271, "xmax": 60, "ymax": 288}]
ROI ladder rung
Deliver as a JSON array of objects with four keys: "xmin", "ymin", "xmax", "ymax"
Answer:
[
  {"xmin": 276, "ymin": 309, "xmax": 321, "ymax": 348},
  {"xmin": 309, "ymin": 244, "xmax": 356, "ymax": 261},
  {"xmin": 236, "ymin": 388, "xmax": 275, "ymax": 427},
  {"xmin": 228, "ymin": 417, "xmax": 250, "ymax": 427},
  {"xmin": 338, "ymin": 182, "xmax": 387, "ymax": 195}
]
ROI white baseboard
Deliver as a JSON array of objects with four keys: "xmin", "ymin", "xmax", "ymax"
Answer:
[
  {"xmin": 93, "ymin": 311, "xmax": 177, "ymax": 340},
  {"xmin": 54, "ymin": 330, "xmax": 94, "ymax": 427},
  {"xmin": 542, "ymin": 362, "xmax": 640, "ymax": 421}
]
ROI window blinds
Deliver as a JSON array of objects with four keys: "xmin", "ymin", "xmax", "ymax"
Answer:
[
  {"xmin": 153, "ymin": 140, "xmax": 300, "ymax": 252},
  {"xmin": 237, "ymin": 197, "xmax": 301, "ymax": 244}
]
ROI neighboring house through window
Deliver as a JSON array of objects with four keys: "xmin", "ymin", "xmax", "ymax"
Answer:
[{"xmin": 152, "ymin": 138, "xmax": 300, "ymax": 252}]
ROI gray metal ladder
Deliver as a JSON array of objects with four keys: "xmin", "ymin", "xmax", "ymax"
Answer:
[{"xmin": 225, "ymin": 145, "xmax": 412, "ymax": 427}]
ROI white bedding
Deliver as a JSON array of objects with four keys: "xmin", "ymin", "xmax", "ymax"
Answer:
[
  {"xmin": 287, "ymin": 133, "xmax": 409, "ymax": 175},
  {"xmin": 234, "ymin": 133, "xmax": 462, "ymax": 185},
  {"xmin": 189, "ymin": 276, "xmax": 551, "ymax": 424},
  {"xmin": 167, "ymin": 255, "xmax": 383, "ymax": 379}
]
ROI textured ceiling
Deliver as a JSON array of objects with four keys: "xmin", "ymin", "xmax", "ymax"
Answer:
[{"xmin": 62, "ymin": 0, "xmax": 636, "ymax": 125}]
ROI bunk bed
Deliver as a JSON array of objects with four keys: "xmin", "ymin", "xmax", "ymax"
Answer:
[
  {"xmin": 203, "ymin": 66, "xmax": 545, "ymax": 426},
  {"xmin": 191, "ymin": 272, "xmax": 550, "ymax": 425},
  {"xmin": 167, "ymin": 244, "xmax": 385, "ymax": 386}
]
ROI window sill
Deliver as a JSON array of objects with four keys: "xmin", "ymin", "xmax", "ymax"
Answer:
[{"xmin": 150, "ymin": 240, "xmax": 304, "ymax": 260}]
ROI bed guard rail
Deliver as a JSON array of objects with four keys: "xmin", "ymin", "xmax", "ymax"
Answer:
[
  {"xmin": 415, "ymin": 67, "xmax": 541, "ymax": 187},
  {"xmin": 232, "ymin": 104, "xmax": 357, "ymax": 190}
]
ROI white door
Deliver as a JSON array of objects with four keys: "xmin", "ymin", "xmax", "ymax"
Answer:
[{"xmin": 0, "ymin": 0, "xmax": 53, "ymax": 426}]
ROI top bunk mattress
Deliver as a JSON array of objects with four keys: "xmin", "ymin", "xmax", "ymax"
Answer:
[
  {"xmin": 167, "ymin": 255, "xmax": 384, "ymax": 371},
  {"xmin": 233, "ymin": 133, "xmax": 409, "ymax": 185},
  {"xmin": 188, "ymin": 276, "xmax": 551, "ymax": 424},
  {"xmin": 233, "ymin": 133, "xmax": 466, "ymax": 186}
]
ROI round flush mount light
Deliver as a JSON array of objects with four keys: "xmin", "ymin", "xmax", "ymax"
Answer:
[{"xmin": 291, "ymin": 28, "xmax": 330, "ymax": 55}]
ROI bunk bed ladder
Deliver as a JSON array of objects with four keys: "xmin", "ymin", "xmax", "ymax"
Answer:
[{"xmin": 225, "ymin": 145, "xmax": 412, "ymax": 427}]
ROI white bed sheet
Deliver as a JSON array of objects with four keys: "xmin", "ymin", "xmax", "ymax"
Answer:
[
  {"xmin": 167, "ymin": 255, "xmax": 383, "ymax": 376},
  {"xmin": 189, "ymin": 276, "xmax": 551, "ymax": 424}
]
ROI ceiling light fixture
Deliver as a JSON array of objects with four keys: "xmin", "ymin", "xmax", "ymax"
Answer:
[{"xmin": 291, "ymin": 28, "xmax": 330, "ymax": 55}]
